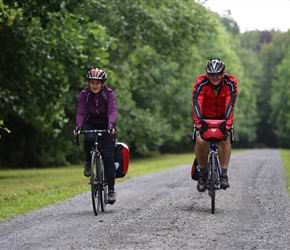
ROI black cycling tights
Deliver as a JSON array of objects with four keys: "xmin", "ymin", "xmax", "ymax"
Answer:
[{"xmin": 83, "ymin": 123, "xmax": 116, "ymax": 191}]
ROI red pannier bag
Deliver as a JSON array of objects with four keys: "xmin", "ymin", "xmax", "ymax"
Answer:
[
  {"xmin": 200, "ymin": 119, "xmax": 227, "ymax": 142},
  {"xmin": 114, "ymin": 142, "xmax": 130, "ymax": 178}
]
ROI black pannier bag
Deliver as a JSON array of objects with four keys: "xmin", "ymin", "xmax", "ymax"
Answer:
[{"xmin": 191, "ymin": 157, "xmax": 199, "ymax": 180}]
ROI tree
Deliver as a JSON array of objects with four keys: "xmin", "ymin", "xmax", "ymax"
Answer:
[
  {"xmin": 0, "ymin": 0, "xmax": 114, "ymax": 166},
  {"xmin": 269, "ymin": 46, "xmax": 290, "ymax": 147},
  {"xmin": 256, "ymin": 30, "xmax": 290, "ymax": 147}
]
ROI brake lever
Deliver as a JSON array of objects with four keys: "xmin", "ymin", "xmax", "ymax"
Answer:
[{"xmin": 74, "ymin": 134, "xmax": 80, "ymax": 146}]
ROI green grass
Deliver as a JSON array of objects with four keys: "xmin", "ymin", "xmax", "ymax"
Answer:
[
  {"xmin": 125, "ymin": 153, "xmax": 196, "ymax": 177},
  {"xmin": 0, "ymin": 167, "xmax": 89, "ymax": 222},
  {"xmin": 280, "ymin": 149, "xmax": 290, "ymax": 192},
  {"xmin": 0, "ymin": 149, "xmax": 289, "ymax": 222}
]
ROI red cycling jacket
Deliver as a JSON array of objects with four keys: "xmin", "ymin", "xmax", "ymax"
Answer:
[{"xmin": 192, "ymin": 73, "xmax": 238, "ymax": 128}]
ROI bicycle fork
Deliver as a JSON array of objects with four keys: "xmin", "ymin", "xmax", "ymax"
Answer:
[{"xmin": 207, "ymin": 148, "xmax": 221, "ymax": 191}]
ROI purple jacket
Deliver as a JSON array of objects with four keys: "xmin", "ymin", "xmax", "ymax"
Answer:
[{"xmin": 76, "ymin": 86, "xmax": 117, "ymax": 128}]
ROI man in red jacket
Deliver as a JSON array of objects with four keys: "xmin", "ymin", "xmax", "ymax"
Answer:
[{"xmin": 192, "ymin": 58, "xmax": 238, "ymax": 192}]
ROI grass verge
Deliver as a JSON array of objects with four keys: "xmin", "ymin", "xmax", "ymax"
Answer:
[{"xmin": 280, "ymin": 149, "xmax": 290, "ymax": 192}]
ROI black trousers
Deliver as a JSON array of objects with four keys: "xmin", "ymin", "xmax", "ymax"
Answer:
[{"xmin": 82, "ymin": 123, "xmax": 116, "ymax": 191}]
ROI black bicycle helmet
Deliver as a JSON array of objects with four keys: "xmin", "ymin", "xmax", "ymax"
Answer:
[
  {"xmin": 86, "ymin": 68, "xmax": 107, "ymax": 81},
  {"xmin": 205, "ymin": 58, "xmax": 225, "ymax": 74}
]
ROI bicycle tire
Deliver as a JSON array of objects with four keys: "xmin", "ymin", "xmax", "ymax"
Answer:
[
  {"xmin": 210, "ymin": 153, "xmax": 216, "ymax": 214},
  {"xmin": 90, "ymin": 151, "xmax": 99, "ymax": 215},
  {"xmin": 101, "ymin": 162, "xmax": 108, "ymax": 212},
  {"xmin": 96, "ymin": 156, "xmax": 106, "ymax": 212}
]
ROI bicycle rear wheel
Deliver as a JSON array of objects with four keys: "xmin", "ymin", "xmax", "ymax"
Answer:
[
  {"xmin": 209, "ymin": 153, "xmax": 216, "ymax": 214},
  {"xmin": 90, "ymin": 151, "xmax": 99, "ymax": 215}
]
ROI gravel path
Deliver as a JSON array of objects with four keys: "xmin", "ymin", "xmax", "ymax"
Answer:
[{"xmin": 0, "ymin": 149, "xmax": 289, "ymax": 250}]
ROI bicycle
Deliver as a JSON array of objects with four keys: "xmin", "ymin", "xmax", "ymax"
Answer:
[
  {"xmin": 192, "ymin": 119, "xmax": 233, "ymax": 214},
  {"xmin": 75, "ymin": 129, "xmax": 108, "ymax": 216}
]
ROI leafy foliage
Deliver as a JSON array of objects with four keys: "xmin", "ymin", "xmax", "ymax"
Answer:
[
  {"xmin": 270, "ymin": 46, "xmax": 290, "ymax": 147},
  {"xmin": 1, "ymin": 0, "xmax": 290, "ymax": 168}
]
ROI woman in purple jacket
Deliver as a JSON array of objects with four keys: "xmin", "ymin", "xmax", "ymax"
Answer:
[{"xmin": 74, "ymin": 68, "xmax": 117, "ymax": 204}]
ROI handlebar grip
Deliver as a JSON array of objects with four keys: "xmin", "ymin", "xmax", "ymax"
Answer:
[
  {"xmin": 230, "ymin": 125, "xmax": 234, "ymax": 144},
  {"xmin": 192, "ymin": 126, "xmax": 197, "ymax": 142}
]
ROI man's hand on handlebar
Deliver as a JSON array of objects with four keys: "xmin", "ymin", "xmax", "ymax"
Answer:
[
  {"xmin": 195, "ymin": 123, "xmax": 202, "ymax": 130},
  {"xmin": 226, "ymin": 124, "xmax": 231, "ymax": 132},
  {"xmin": 195, "ymin": 120, "xmax": 208, "ymax": 131}
]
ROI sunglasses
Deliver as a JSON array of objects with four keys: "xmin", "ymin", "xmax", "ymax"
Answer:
[{"xmin": 208, "ymin": 73, "xmax": 222, "ymax": 77}]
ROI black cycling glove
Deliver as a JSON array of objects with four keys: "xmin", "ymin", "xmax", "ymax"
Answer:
[
  {"xmin": 75, "ymin": 125, "xmax": 81, "ymax": 134},
  {"xmin": 107, "ymin": 125, "xmax": 115, "ymax": 134}
]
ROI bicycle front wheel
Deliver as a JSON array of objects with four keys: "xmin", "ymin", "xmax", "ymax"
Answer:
[
  {"xmin": 96, "ymin": 156, "xmax": 106, "ymax": 212},
  {"xmin": 210, "ymin": 153, "xmax": 216, "ymax": 214},
  {"xmin": 90, "ymin": 151, "xmax": 99, "ymax": 216}
]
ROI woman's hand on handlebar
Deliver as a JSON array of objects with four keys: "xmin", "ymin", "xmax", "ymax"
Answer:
[
  {"xmin": 73, "ymin": 125, "xmax": 81, "ymax": 136},
  {"xmin": 107, "ymin": 125, "xmax": 116, "ymax": 134}
]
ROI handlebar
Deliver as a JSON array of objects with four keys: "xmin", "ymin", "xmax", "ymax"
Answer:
[
  {"xmin": 80, "ymin": 129, "xmax": 108, "ymax": 134},
  {"xmin": 74, "ymin": 129, "xmax": 108, "ymax": 146},
  {"xmin": 192, "ymin": 120, "xmax": 234, "ymax": 144}
]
